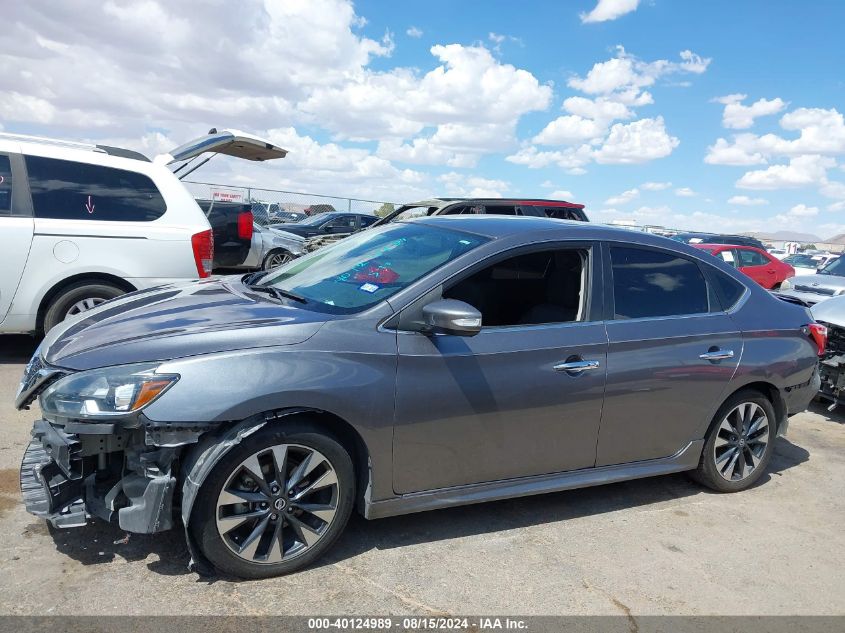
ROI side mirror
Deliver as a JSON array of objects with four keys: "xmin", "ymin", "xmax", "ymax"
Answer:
[{"xmin": 422, "ymin": 299, "xmax": 482, "ymax": 337}]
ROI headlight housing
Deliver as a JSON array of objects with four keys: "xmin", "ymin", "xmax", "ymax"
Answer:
[
  {"xmin": 780, "ymin": 279, "xmax": 792, "ymax": 290},
  {"xmin": 40, "ymin": 363, "xmax": 179, "ymax": 419}
]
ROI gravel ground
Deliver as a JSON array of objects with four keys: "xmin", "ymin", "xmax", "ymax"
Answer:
[{"xmin": 0, "ymin": 334, "xmax": 843, "ymax": 616}]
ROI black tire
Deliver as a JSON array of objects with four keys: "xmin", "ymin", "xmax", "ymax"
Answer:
[
  {"xmin": 689, "ymin": 389, "xmax": 777, "ymax": 492},
  {"xmin": 190, "ymin": 420, "xmax": 355, "ymax": 579},
  {"xmin": 43, "ymin": 281, "xmax": 125, "ymax": 332},
  {"xmin": 262, "ymin": 249, "xmax": 293, "ymax": 271}
]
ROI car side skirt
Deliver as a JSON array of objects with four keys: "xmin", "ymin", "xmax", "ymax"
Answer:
[{"xmin": 363, "ymin": 439, "xmax": 704, "ymax": 520}]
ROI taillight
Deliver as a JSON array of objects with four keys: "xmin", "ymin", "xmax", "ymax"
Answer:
[
  {"xmin": 808, "ymin": 323, "xmax": 828, "ymax": 356},
  {"xmin": 191, "ymin": 229, "xmax": 214, "ymax": 278},
  {"xmin": 237, "ymin": 211, "xmax": 254, "ymax": 240}
]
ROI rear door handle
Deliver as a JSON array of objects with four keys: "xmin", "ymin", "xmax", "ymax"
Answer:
[
  {"xmin": 699, "ymin": 349, "xmax": 734, "ymax": 361},
  {"xmin": 554, "ymin": 360, "xmax": 601, "ymax": 373}
]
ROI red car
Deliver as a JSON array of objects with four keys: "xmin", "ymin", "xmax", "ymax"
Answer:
[{"xmin": 692, "ymin": 243, "xmax": 795, "ymax": 289}]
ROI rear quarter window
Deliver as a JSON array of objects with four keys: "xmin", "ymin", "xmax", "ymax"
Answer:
[
  {"xmin": 26, "ymin": 155, "xmax": 166, "ymax": 222},
  {"xmin": 610, "ymin": 246, "xmax": 710, "ymax": 319},
  {"xmin": 709, "ymin": 268, "xmax": 747, "ymax": 311}
]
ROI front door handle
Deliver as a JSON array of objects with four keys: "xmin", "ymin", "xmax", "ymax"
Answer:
[
  {"xmin": 699, "ymin": 349, "xmax": 734, "ymax": 361},
  {"xmin": 554, "ymin": 360, "xmax": 601, "ymax": 373}
]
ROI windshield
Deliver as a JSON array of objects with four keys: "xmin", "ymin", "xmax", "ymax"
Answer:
[
  {"xmin": 295, "ymin": 214, "xmax": 331, "ymax": 226},
  {"xmin": 258, "ymin": 223, "xmax": 488, "ymax": 313},
  {"xmin": 818, "ymin": 256, "xmax": 845, "ymax": 276},
  {"xmin": 784, "ymin": 254, "xmax": 818, "ymax": 267}
]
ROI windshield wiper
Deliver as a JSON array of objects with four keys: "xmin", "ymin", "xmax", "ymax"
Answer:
[
  {"xmin": 247, "ymin": 284, "xmax": 308, "ymax": 304},
  {"xmin": 242, "ymin": 271, "xmax": 269, "ymax": 285}
]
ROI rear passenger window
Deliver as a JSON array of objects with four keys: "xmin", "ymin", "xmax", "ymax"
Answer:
[
  {"xmin": 610, "ymin": 246, "xmax": 709, "ymax": 319},
  {"xmin": 26, "ymin": 156, "xmax": 166, "ymax": 221},
  {"xmin": 0, "ymin": 155, "xmax": 12, "ymax": 213},
  {"xmin": 738, "ymin": 249, "xmax": 768, "ymax": 267}
]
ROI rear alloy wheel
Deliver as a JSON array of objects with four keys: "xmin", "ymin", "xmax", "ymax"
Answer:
[
  {"xmin": 192, "ymin": 423, "xmax": 354, "ymax": 578},
  {"xmin": 43, "ymin": 281, "xmax": 124, "ymax": 332},
  {"xmin": 691, "ymin": 391, "xmax": 775, "ymax": 492},
  {"xmin": 263, "ymin": 250, "xmax": 293, "ymax": 271}
]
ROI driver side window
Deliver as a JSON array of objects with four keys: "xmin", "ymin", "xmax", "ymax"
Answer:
[{"xmin": 443, "ymin": 247, "xmax": 589, "ymax": 327}]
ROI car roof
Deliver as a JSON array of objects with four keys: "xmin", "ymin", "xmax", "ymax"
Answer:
[
  {"xmin": 402, "ymin": 197, "xmax": 585, "ymax": 210},
  {"xmin": 694, "ymin": 243, "xmax": 763, "ymax": 251},
  {"xmin": 407, "ymin": 215, "xmax": 676, "ymax": 245}
]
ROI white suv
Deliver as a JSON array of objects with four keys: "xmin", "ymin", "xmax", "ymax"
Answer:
[{"xmin": 0, "ymin": 130, "xmax": 286, "ymax": 333}]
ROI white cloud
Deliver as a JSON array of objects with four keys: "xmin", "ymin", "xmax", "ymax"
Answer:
[
  {"xmin": 592, "ymin": 117, "xmax": 680, "ymax": 164},
  {"xmin": 562, "ymin": 96, "xmax": 634, "ymax": 123},
  {"xmin": 829, "ymin": 201, "xmax": 845, "ymax": 212},
  {"xmin": 728, "ymin": 195, "xmax": 769, "ymax": 206},
  {"xmin": 567, "ymin": 47, "xmax": 710, "ymax": 102},
  {"xmin": 549, "ymin": 190, "xmax": 576, "ymax": 199},
  {"xmin": 580, "ymin": 0, "xmax": 640, "ymax": 24},
  {"xmin": 533, "ymin": 115, "xmax": 606, "ymax": 145},
  {"xmin": 787, "ymin": 204, "xmax": 819, "ymax": 217},
  {"xmin": 0, "ymin": 1, "xmax": 565, "ymax": 197},
  {"xmin": 706, "ymin": 108, "xmax": 845, "ymax": 166},
  {"xmin": 675, "ymin": 187, "xmax": 696, "ymax": 197},
  {"xmin": 714, "ymin": 94, "xmax": 786, "ymax": 129},
  {"xmin": 705, "ymin": 135, "xmax": 768, "ymax": 165},
  {"xmin": 509, "ymin": 48, "xmax": 706, "ymax": 172},
  {"xmin": 605, "ymin": 188, "xmax": 640, "ymax": 205},
  {"xmin": 641, "ymin": 181, "xmax": 672, "ymax": 191},
  {"xmin": 736, "ymin": 155, "xmax": 836, "ymax": 190},
  {"xmin": 438, "ymin": 172, "xmax": 508, "ymax": 198}
]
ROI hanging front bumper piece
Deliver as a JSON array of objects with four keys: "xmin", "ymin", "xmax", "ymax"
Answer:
[{"xmin": 19, "ymin": 417, "xmax": 180, "ymax": 533}]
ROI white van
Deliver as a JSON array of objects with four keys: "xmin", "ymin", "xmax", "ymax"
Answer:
[{"xmin": 0, "ymin": 130, "xmax": 286, "ymax": 333}]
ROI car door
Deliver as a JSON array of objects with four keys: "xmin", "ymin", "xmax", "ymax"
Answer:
[
  {"xmin": 596, "ymin": 244, "xmax": 742, "ymax": 466},
  {"xmin": 321, "ymin": 214, "xmax": 357, "ymax": 235},
  {"xmin": 0, "ymin": 151, "xmax": 35, "ymax": 324},
  {"xmin": 392, "ymin": 242, "xmax": 608, "ymax": 494},
  {"xmin": 737, "ymin": 247, "xmax": 775, "ymax": 287}
]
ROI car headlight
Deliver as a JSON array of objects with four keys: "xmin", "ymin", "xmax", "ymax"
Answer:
[
  {"xmin": 40, "ymin": 363, "xmax": 179, "ymax": 419},
  {"xmin": 780, "ymin": 279, "xmax": 792, "ymax": 290}
]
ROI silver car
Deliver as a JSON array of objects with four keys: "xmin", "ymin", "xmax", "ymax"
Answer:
[
  {"xmin": 239, "ymin": 223, "xmax": 306, "ymax": 270},
  {"xmin": 15, "ymin": 216, "xmax": 821, "ymax": 579},
  {"xmin": 777, "ymin": 255, "xmax": 845, "ymax": 305}
]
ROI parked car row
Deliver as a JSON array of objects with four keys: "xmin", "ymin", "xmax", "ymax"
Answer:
[{"xmin": 16, "ymin": 215, "xmax": 822, "ymax": 579}]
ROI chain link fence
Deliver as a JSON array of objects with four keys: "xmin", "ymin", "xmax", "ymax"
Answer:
[{"xmin": 183, "ymin": 180, "xmax": 397, "ymax": 226}]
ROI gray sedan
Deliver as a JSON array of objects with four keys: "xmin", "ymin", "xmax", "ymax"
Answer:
[{"xmin": 15, "ymin": 216, "xmax": 820, "ymax": 579}]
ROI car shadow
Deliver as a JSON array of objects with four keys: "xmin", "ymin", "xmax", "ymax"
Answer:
[
  {"xmin": 807, "ymin": 398, "xmax": 845, "ymax": 425},
  {"xmin": 45, "ymin": 437, "xmax": 810, "ymax": 580},
  {"xmin": 0, "ymin": 335, "xmax": 40, "ymax": 364}
]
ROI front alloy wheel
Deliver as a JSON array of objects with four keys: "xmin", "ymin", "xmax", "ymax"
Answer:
[
  {"xmin": 192, "ymin": 422, "xmax": 355, "ymax": 578},
  {"xmin": 216, "ymin": 444, "xmax": 340, "ymax": 564}
]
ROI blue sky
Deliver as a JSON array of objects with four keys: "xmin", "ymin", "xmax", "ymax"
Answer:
[{"xmin": 3, "ymin": 0, "xmax": 845, "ymax": 237}]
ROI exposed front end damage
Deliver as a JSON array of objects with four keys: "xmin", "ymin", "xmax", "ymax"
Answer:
[
  {"xmin": 19, "ymin": 414, "xmax": 210, "ymax": 534},
  {"xmin": 817, "ymin": 321, "xmax": 845, "ymax": 409}
]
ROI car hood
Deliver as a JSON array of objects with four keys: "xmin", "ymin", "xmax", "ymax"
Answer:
[
  {"xmin": 276, "ymin": 224, "xmax": 318, "ymax": 237},
  {"xmin": 790, "ymin": 273, "xmax": 845, "ymax": 288},
  {"xmin": 42, "ymin": 278, "xmax": 328, "ymax": 371},
  {"xmin": 267, "ymin": 228, "xmax": 306, "ymax": 242},
  {"xmin": 812, "ymin": 294, "xmax": 845, "ymax": 327}
]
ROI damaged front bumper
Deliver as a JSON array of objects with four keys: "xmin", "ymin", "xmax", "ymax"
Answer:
[{"xmin": 19, "ymin": 416, "xmax": 199, "ymax": 533}]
